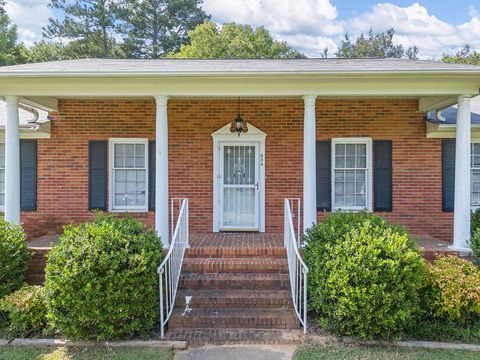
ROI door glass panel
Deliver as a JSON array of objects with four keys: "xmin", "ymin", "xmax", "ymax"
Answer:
[{"xmin": 222, "ymin": 145, "xmax": 257, "ymax": 228}]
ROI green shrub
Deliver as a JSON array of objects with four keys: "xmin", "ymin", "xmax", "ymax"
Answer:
[
  {"xmin": 422, "ymin": 255, "xmax": 480, "ymax": 323},
  {"xmin": 0, "ymin": 284, "xmax": 48, "ymax": 337},
  {"xmin": 471, "ymin": 229, "xmax": 480, "ymax": 265},
  {"xmin": 304, "ymin": 212, "xmax": 424, "ymax": 340},
  {"xmin": 471, "ymin": 208, "xmax": 480, "ymax": 236},
  {"xmin": 45, "ymin": 213, "xmax": 163, "ymax": 341},
  {"xmin": 0, "ymin": 219, "xmax": 30, "ymax": 298}
]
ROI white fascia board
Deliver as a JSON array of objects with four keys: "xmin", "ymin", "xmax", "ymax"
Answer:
[{"xmin": 1, "ymin": 75, "xmax": 479, "ymax": 98}]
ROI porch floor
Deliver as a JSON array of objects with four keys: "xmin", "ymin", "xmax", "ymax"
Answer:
[{"xmin": 26, "ymin": 232, "xmax": 471, "ymax": 260}]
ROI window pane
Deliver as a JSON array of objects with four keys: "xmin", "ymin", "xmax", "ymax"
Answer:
[
  {"xmin": 125, "ymin": 144, "xmax": 135, "ymax": 155},
  {"xmin": 472, "ymin": 170, "xmax": 480, "ymax": 205},
  {"xmin": 335, "ymin": 155, "xmax": 345, "ymax": 168},
  {"xmin": 345, "ymin": 144, "xmax": 355, "ymax": 156},
  {"xmin": 357, "ymin": 144, "xmax": 366, "ymax": 156},
  {"xmin": 357, "ymin": 156, "xmax": 367, "ymax": 168},
  {"xmin": 345, "ymin": 155, "xmax": 356, "ymax": 168},
  {"xmin": 125, "ymin": 156, "xmax": 135, "ymax": 168},
  {"xmin": 335, "ymin": 144, "xmax": 345, "ymax": 155},
  {"xmin": 135, "ymin": 144, "xmax": 145, "ymax": 156},
  {"xmin": 114, "ymin": 144, "xmax": 124, "ymax": 156},
  {"xmin": 114, "ymin": 155, "xmax": 124, "ymax": 168}
]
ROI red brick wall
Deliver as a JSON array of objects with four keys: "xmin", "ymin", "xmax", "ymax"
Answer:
[
  {"xmin": 316, "ymin": 99, "xmax": 452, "ymax": 241},
  {"xmin": 20, "ymin": 98, "xmax": 453, "ymax": 242}
]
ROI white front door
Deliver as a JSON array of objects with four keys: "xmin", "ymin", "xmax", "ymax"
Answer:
[{"xmin": 220, "ymin": 143, "xmax": 259, "ymax": 231}]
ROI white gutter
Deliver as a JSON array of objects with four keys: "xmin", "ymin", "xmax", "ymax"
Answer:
[
  {"xmin": 1, "ymin": 69, "xmax": 480, "ymax": 78},
  {"xmin": 18, "ymin": 103, "xmax": 39, "ymax": 123}
]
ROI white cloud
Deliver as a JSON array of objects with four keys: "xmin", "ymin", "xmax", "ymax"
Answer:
[
  {"xmin": 4, "ymin": 0, "xmax": 52, "ymax": 46},
  {"xmin": 3, "ymin": 0, "xmax": 480, "ymax": 58},
  {"xmin": 202, "ymin": 0, "xmax": 344, "ymax": 55},
  {"xmin": 202, "ymin": 0, "xmax": 480, "ymax": 59}
]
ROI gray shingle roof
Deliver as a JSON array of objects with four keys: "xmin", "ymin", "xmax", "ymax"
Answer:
[{"xmin": 1, "ymin": 58, "xmax": 480, "ymax": 76}]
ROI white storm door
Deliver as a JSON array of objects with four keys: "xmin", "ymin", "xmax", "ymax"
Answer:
[{"xmin": 220, "ymin": 143, "xmax": 259, "ymax": 230}]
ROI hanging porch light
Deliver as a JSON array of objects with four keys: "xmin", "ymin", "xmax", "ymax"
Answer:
[{"xmin": 231, "ymin": 98, "xmax": 247, "ymax": 136}]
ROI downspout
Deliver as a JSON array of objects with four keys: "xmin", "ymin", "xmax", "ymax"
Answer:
[{"xmin": 435, "ymin": 108, "xmax": 446, "ymax": 122}]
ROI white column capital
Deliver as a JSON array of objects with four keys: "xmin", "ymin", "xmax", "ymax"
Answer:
[
  {"xmin": 458, "ymin": 94, "xmax": 472, "ymax": 104},
  {"xmin": 154, "ymin": 95, "xmax": 169, "ymax": 107},
  {"xmin": 303, "ymin": 95, "xmax": 317, "ymax": 107}
]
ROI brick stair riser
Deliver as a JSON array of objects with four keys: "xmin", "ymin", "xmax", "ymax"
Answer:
[
  {"xmin": 179, "ymin": 274, "xmax": 290, "ymax": 290},
  {"xmin": 179, "ymin": 277, "xmax": 290, "ymax": 291},
  {"xmin": 182, "ymin": 260, "xmax": 288, "ymax": 274},
  {"xmin": 185, "ymin": 247, "xmax": 286, "ymax": 259},
  {"xmin": 175, "ymin": 296, "xmax": 292, "ymax": 309},
  {"xmin": 169, "ymin": 316, "xmax": 299, "ymax": 330}
]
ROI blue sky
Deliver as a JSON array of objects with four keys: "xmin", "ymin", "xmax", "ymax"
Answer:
[{"xmin": 4, "ymin": 0, "xmax": 480, "ymax": 59}]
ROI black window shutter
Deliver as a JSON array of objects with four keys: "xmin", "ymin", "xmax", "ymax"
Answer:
[
  {"xmin": 373, "ymin": 140, "xmax": 393, "ymax": 212},
  {"xmin": 148, "ymin": 141, "xmax": 155, "ymax": 211},
  {"xmin": 20, "ymin": 139, "xmax": 37, "ymax": 211},
  {"xmin": 88, "ymin": 141, "xmax": 107, "ymax": 211},
  {"xmin": 442, "ymin": 139, "xmax": 456, "ymax": 212},
  {"xmin": 316, "ymin": 140, "xmax": 331, "ymax": 211}
]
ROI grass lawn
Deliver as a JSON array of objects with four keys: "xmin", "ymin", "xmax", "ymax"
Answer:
[
  {"xmin": 294, "ymin": 345, "xmax": 480, "ymax": 360},
  {"xmin": 0, "ymin": 346, "xmax": 174, "ymax": 360}
]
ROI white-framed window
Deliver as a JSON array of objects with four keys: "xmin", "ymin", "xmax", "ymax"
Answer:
[
  {"xmin": 332, "ymin": 138, "xmax": 372, "ymax": 211},
  {"xmin": 109, "ymin": 138, "xmax": 148, "ymax": 212},
  {"xmin": 471, "ymin": 142, "xmax": 480, "ymax": 208}
]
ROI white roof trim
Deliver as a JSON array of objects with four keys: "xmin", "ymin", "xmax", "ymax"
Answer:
[{"xmin": 426, "ymin": 121, "xmax": 480, "ymax": 139}]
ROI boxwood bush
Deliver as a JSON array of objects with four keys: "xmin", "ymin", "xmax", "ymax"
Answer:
[
  {"xmin": 304, "ymin": 212, "xmax": 424, "ymax": 340},
  {"xmin": 422, "ymin": 255, "xmax": 480, "ymax": 322},
  {"xmin": 45, "ymin": 213, "xmax": 163, "ymax": 341},
  {"xmin": 0, "ymin": 284, "xmax": 48, "ymax": 337},
  {"xmin": 0, "ymin": 218, "xmax": 30, "ymax": 298}
]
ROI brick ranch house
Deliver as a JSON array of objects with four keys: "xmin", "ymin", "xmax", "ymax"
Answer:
[{"xmin": 0, "ymin": 58, "xmax": 480, "ymax": 341}]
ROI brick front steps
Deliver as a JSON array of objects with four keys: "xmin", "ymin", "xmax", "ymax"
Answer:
[{"xmin": 165, "ymin": 236, "xmax": 302, "ymax": 345}]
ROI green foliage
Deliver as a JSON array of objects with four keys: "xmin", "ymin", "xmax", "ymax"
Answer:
[
  {"xmin": 170, "ymin": 20, "xmax": 305, "ymax": 59},
  {"xmin": 0, "ymin": 0, "xmax": 27, "ymax": 65},
  {"xmin": 471, "ymin": 208, "xmax": 480, "ymax": 236},
  {"xmin": 304, "ymin": 212, "xmax": 424, "ymax": 340},
  {"xmin": 422, "ymin": 256, "xmax": 480, "ymax": 322},
  {"xmin": 45, "ymin": 213, "xmax": 163, "ymax": 340},
  {"xmin": 43, "ymin": 0, "xmax": 123, "ymax": 58},
  {"xmin": 0, "ymin": 284, "xmax": 49, "ymax": 337},
  {"xmin": 336, "ymin": 28, "xmax": 418, "ymax": 59},
  {"xmin": 471, "ymin": 230, "xmax": 480, "ymax": 265},
  {"xmin": 118, "ymin": 0, "xmax": 208, "ymax": 58},
  {"xmin": 0, "ymin": 218, "xmax": 30, "ymax": 298},
  {"xmin": 443, "ymin": 45, "xmax": 480, "ymax": 65},
  {"xmin": 26, "ymin": 40, "xmax": 79, "ymax": 63}
]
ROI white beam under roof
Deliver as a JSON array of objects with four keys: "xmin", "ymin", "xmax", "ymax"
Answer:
[
  {"xmin": 419, "ymin": 96, "xmax": 460, "ymax": 112},
  {"xmin": 20, "ymin": 96, "xmax": 58, "ymax": 112}
]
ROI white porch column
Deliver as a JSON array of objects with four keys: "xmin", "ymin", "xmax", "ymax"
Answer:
[
  {"xmin": 451, "ymin": 95, "xmax": 472, "ymax": 251},
  {"xmin": 155, "ymin": 96, "xmax": 169, "ymax": 248},
  {"xmin": 5, "ymin": 96, "xmax": 21, "ymax": 225},
  {"xmin": 303, "ymin": 95, "xmax": 317, "ymax": 232}
]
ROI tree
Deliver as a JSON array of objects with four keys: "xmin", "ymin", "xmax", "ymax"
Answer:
[
  {"xmin": 0, "ymin": 0, "xmax": 26, "ymax": 65},
  {"xmin": 118, "ymin": 0, "xmax": 208, "ymax": 58},
  {"xmin": 26, "ymin": 40, "xmax": 78, "ymax": 63},
  {"xmin": 169, "ymin": 20, "xmax": 305, "ymax": 59},
  {"xmin": 336, "ymin": 28, "xmax": 418, "ymax": 59},
  {"xmin": 442, "ymin": 45, "xmax": 480, "ymax": 65},
  {"xmin": 43, "ymin": 0, "xmax": 123, "ymax": 58}
]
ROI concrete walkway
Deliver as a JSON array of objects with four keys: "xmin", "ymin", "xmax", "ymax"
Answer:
[{"xmin": 174, "ymin": 345, "xmax": 296, "ymax": 360}]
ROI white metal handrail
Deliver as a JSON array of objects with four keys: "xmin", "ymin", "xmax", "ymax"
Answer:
[
  {"xmin": 157, "ymin": 198, "xmax": 189, "ymax": 339},
  {"xmin": 284, "ymin": 198, "xmax": 309, "ymax": 334}
]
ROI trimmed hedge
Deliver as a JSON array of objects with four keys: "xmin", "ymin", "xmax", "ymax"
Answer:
[
  {"xmin": 0, "ymin": 218, "xmax": 30, "ymax": 298},
  {"xmin": 304, "ymin": 212, "xmax": 424, "ymax": 340},
  {"xmin": 45, "ymin": 213, "xmax": 163, "ymax": 341},
  {"xmin": 0, "ymin": 284, "xmax": 48, "ymax": 337}
]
